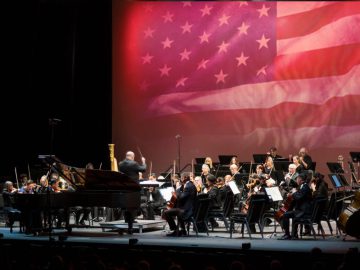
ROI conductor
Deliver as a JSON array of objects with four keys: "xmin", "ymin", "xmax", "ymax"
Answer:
[{"xmin": 119, "ymin": 151, "xmax": 146, "ymax": 234}]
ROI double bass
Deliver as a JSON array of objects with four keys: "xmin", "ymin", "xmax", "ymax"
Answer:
[{"xmin": 338, "ymin": 191, "xmax": 360, "ymax": 238}]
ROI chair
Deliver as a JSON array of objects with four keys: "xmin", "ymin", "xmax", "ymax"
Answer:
[
  {"xmin": 319, "ymin": 193, "xmax": 343, "ymax": 235},
  {"xmin": 229, "ymin": 196, "xmax": 267, "ymax": 239},
  {"xmin": 261, "ymin": 201, "xmax": 281, "ymax": 233},
  {"xmin": 181, "ymin": 197, "xmax": 211, "ymax": 236},
  {"xmin": 207, "ymin": 191, "xmax": 234, "ymax": 231},
  {"xmin": 292, "ymin": 198, "xmax": 328, "ymax": 240}
]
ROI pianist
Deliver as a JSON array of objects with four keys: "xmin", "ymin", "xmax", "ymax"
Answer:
[{"xmin": 119, "ymin": 151, "xmax": 147, "ymax": 234}]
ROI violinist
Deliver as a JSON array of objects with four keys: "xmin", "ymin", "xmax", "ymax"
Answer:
[
  {"xmin": 194, "ymin": 176, "xmax": 205, "ymax": 194},
  {"xmin": 229, "ymin": 156, "xmax": 240, "ymax": 167},
  {"xmin": 279, "ymin": 173, "xmax": 312, "ymax": 240},
  {"xmin": 264, "ymin": 156, "xmax": 278, "ymax": 185},
  {"xmin": 162, "ymin": 172, "xmax": 197, "ymax": 237}
]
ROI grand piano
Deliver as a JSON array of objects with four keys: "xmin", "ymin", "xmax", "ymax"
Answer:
[{"xmin": 13, "ymin": 155, "xmax": 141, "ymax": 233}]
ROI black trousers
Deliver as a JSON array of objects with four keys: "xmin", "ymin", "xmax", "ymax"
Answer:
[{"xmin": 162, "ymin": 208, "xmax": 185, "ymax": 231}]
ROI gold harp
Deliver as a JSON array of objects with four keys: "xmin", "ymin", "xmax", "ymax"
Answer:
[{"xmin": 108, "ymin": 144, "xmax": 119, "ymax": 172}]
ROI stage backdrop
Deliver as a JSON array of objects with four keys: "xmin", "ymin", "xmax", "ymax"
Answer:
[{"xmin": 112, "ymin": 1, "xmax": 360, "ymax": 176}]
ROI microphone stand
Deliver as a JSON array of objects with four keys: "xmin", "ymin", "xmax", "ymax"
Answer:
[{"xmin": 175, "ymin": 135, "xmax": 181, "ymax": 174}]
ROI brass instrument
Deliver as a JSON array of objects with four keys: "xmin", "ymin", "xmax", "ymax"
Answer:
[{"xmin": 108, "ymin": 144, "xmax": 119, "ymax": 172}]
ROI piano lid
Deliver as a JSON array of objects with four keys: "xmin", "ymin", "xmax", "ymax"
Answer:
[{"xmin": 85, "ymin": 169, "xmax": 141, "ymax": 191}]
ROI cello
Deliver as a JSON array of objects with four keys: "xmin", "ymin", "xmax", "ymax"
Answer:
[
  {"xmin": 274, "ymin": 192, "xmax": 294, "ymax": 223},
  {"xmin": 166, "ymin": 160, "xmax": 178, "ymax": 209}
]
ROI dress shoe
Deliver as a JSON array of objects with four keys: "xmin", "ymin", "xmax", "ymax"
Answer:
[
  {"xmin": 278, "ymin": 234, "xmax": 291, "ymax": 240},
  {"xmin": 302, "ymin": 230, "xmax": 311, "ymax": 236},
  {"xmin": 179, "ymin": 230, "xmax": 187, "ymax": 236},
  {"xmin": 166, "ymin": 230, "xmax": 179, "ymax": 237}
]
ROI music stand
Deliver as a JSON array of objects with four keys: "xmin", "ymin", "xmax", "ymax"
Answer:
[
  {"xmin": 326, "ymin": 162, "xmax": 344, "ymax": 174},
  {"xmin": 218, "ymin": 155, "xmax": 237, "ymax": 165},
  {"xmin": 274, "ymin": 161, "xmax": 291, "ymax": 172},
  {"xmin": 195, "ymin": 157, "xmax": 206, "ymax": 164},
  {"xmin": 350, "ymin": 152, "xmax": 360, "ymax": 185},
  {"xmin": 252, "ymin": 154, "xmax": 267, "ymax": 164},
  {"xmin": 239, "ymin": 162, "xmax": 262, "ymax": 174}
]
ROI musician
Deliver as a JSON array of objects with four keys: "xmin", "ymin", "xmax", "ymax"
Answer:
[
  {"xmin": 205, "ymin": 174, "xmax": 221, "ymax": 228},
  {"xmin": 194, "ymin": 176, "xmax": 205, "ymax": 194},
  {"xmin": 2, "ymin": 181, "xmax": 18, "ymax": 226},
  {"xmin": 255, "ymin": 164, "xmax": 266, "ymax": 179},
  {"xmin": 310, "ymin": 172, "xmax": 328, "ymax": 200},
  {"xmin": 118, "ymin": 151, "xmax": 146, "ymax": 234},
  {"xmin": 292, "ymin": 155, "xmax": 304, "ymax": 174},
  {"xmin": 200, "ymin": 164, "xmax": 212, "ymax": 184},
  {"xmin": 279, "ymin": 173, "xmax": 312, "ymax": 240},
  {"xmin": 229, "ymin": 156, "xmax": 240, "ymax": 167},
  {"xmin": 279, "ymin": 164, "xmax": 299, "ymax": 195},
  {"xmin": 264, "ymin": 156, "xmax": 278, "ymax": 184},
  {"xmin": 267, "ymin": 147, "xmax": 283, "ymax": 161},
  {"xmin": 162, "ymin": 172, "xmax": 197, "ymax": 237},
  {"xmin": 140, "ymin": 185, "xmax": 166, "ymax": 220},
  {"xmin": 299, "ymin": 147, "xmax": 314, "ymax": 171},
  {"xmin": 18, "ymin": 180, "xmax": 36, "ymax": 194},
  {"xmin": 204, "ymin": 157, "xmax": 216, "ymax": 175}
]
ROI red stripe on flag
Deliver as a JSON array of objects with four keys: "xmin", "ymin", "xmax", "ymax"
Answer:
[
  {"xmin": 274, "ymin": 44, "xmax": 360, "ymax": 80},
  {"xmin": 277, "ymin": 2, "xmax": 360, "ymax": 40}
]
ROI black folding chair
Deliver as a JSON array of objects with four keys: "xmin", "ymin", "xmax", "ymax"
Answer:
[
  {"xmin": 292, "ymin": 198, "xmax": 328, "ymax": 240},
  {"xmin": 207, "ymin": 191, "xmax": 234, "ymax": 231},
  {"xmin": 181, "ymin": 197, "xmax": 211, "ymax": 236},
  {"xmin": 230, "ymin": 196, "xmax": 267, "ymax": 239}
]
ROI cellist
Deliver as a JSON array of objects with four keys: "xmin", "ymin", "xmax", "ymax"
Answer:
[{"xmin": 162, "ymin": 172, "xmax": 197, "ymax": 237}]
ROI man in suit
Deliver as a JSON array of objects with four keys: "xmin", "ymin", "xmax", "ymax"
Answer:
[
  {"xmin": 140, "ymin": 186, "xmax": 166, "ymax": 220},
  {"xmin": 119, "ymin": 151, "xmax": 146, "ymax": 234},
  {"xmin": 162, "ymin": 172, "xmax": 197, "ymax": 236},
  {"xmin": 279, "ymin": 173, "xmax": 312, "ymax": 239}
]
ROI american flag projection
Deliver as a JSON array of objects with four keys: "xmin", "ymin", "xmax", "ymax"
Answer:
[{"xmin": 113, "ymin": 1, "xmax": 360, "ymax": 173}]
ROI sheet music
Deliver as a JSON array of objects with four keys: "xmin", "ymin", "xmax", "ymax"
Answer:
[
  {"xmin": 159, "ymin": 187, "xmax": 174, "ymax": 201},
  {"xmin": 265, "ymin": 186, "xmax": 283, "ymax": 202},
  {"xmin": 139, "ymin": 180, "xmax": 164, "ymax": 187},
  {"xmin": 229, "ymin": 181, "xmax": 241, "ymax": 195}
]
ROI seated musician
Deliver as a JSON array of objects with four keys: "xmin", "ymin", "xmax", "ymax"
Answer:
[
  {"xmin": 194, "ymin": 176, "xmax": 205, "ymax": 194},
  {"xmin": 205, "ymin": 174, "xmax": 221, "ymax": 228},
  {"xmin": 200, "ymin": 164, "xmax": 213, "ymax": 184},
  {"xmin": 279, "ymin": 173, "xmax": 312, "ymax": 240},
  {"xmin": 18, "ymin": 180, "xmax": 36, "ymax": 194},
  {"xmin": 298, "ymin": 147, "xmax": 314, "ymax": 171},
  {"xmin": 140, "ymin": 186, "xmax": 166, "ymax": 220},
  {"xmin": 162, "ymin": 172, "xmax": 197, "ymax": 237},
  {"xmin": 279, "ymin": 164, "xmax": 299, "ymax": 197},
  {"xmin": 2, "ymin": 181, "xmax": 18, "ymax": 226}
]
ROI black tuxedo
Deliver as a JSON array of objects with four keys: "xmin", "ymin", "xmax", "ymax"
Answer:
[
  {"xmin": 118, "ymin": 158, "xmax": 146, "ymax": 233},
  {"xmin": 140, "ymin": 188, "xmax": 165, "ymax": 219},
  {"xmin": 118, "ymin": 159, "xmax": 146, "ymax": 181},
  {"xmin": 163, "ymin": 180, "xmax": 197, "ymax": 231}
]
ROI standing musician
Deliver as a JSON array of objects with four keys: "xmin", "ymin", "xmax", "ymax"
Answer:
[
  {"xmin": 118, "ymin": 151, "xmax": 146, "ymax": 234},
  {"xmin": 267, "ymin": 146, "xmax": 283, "ymax": 161},
  {"xmin": 162, "ymin": 172, "xmax": 197, "ymax": 237},
  {"xmin": 279, "ymin": 173, "xmax": 312, "ymax": 240},
  {"xmin": 298, "ymin": 147, "xmax": 314, "ymax": 171},
  {"xmin": 204, "ymin": 157, "xmax": 216, "ymax": 175}
]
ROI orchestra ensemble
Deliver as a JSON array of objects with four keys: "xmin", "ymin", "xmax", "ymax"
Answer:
[{"xmin": 1, "ymin": 146, "xmax": 359, "ymax": 240}]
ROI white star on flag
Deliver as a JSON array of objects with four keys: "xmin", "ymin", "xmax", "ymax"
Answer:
[
  {"xmin": 257, "ymin": 65, "xmax": 267, "ymax": 76},
  {"xmin": 163, "ymin": 11, "xmax": 174, "ymax": 23},
  {"xmin": 181, "ymin": 21, "xmax": 193, "ymax": 34},
  {"xmin": 144, "ymin": 27, "xmax": 155, "ymax": 38},
  {"xmin": 218, "ymin": 41, "xmax": 230, "ymax": 53},
  {"xmin": 180, "ymin": 48, "xmax": 192, "ymax": 61},
  {"xmin": 257, "ymin": 5, "xmax": 270, "ymax": 18},
  {"xmin": 199, "ymin": 32, "xmax": 211, "ymax": 44},
  {"xmin": 142, "ymin": 53, "xmax": 153, "ymax": 64},
  {"xmin": 197, "ymin": 59, "xmax": 209, "ymax": 70},
  {"xmin": 159, "ymin": 64, "xmax": 172, "ymax": 77},
  {"xmin": 218, "ymin": 14, "xmax": 231, "ymax": 26},
  {"xmin": 176, "ymin": 77, "xmax": 188, "ymax": 87},
  {"xmin": 238, "ymin": 22, "xmax": 250, "ymax": 35},
  {"xmin": 200, "ymin": 4, "xmax": 213, "ymax": 17},
  {"xmin": 256, "ymin": 34, "xmax": 270, "ymax": 49},
  {"xmin": 214, "ymin": 69, "xmax": 228, "ymax": 84},
  {"xmin": 161, "ymin": 37, "xmax": 174, "ymax": 49},
  {"xmin": 236, "ymin": 52, "xmax": 249, "ymax": 66}
]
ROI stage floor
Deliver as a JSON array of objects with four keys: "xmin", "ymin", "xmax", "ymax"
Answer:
[{"xmin": 1, "ymin": 218, "xmax": 359, "ymax": 255}]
